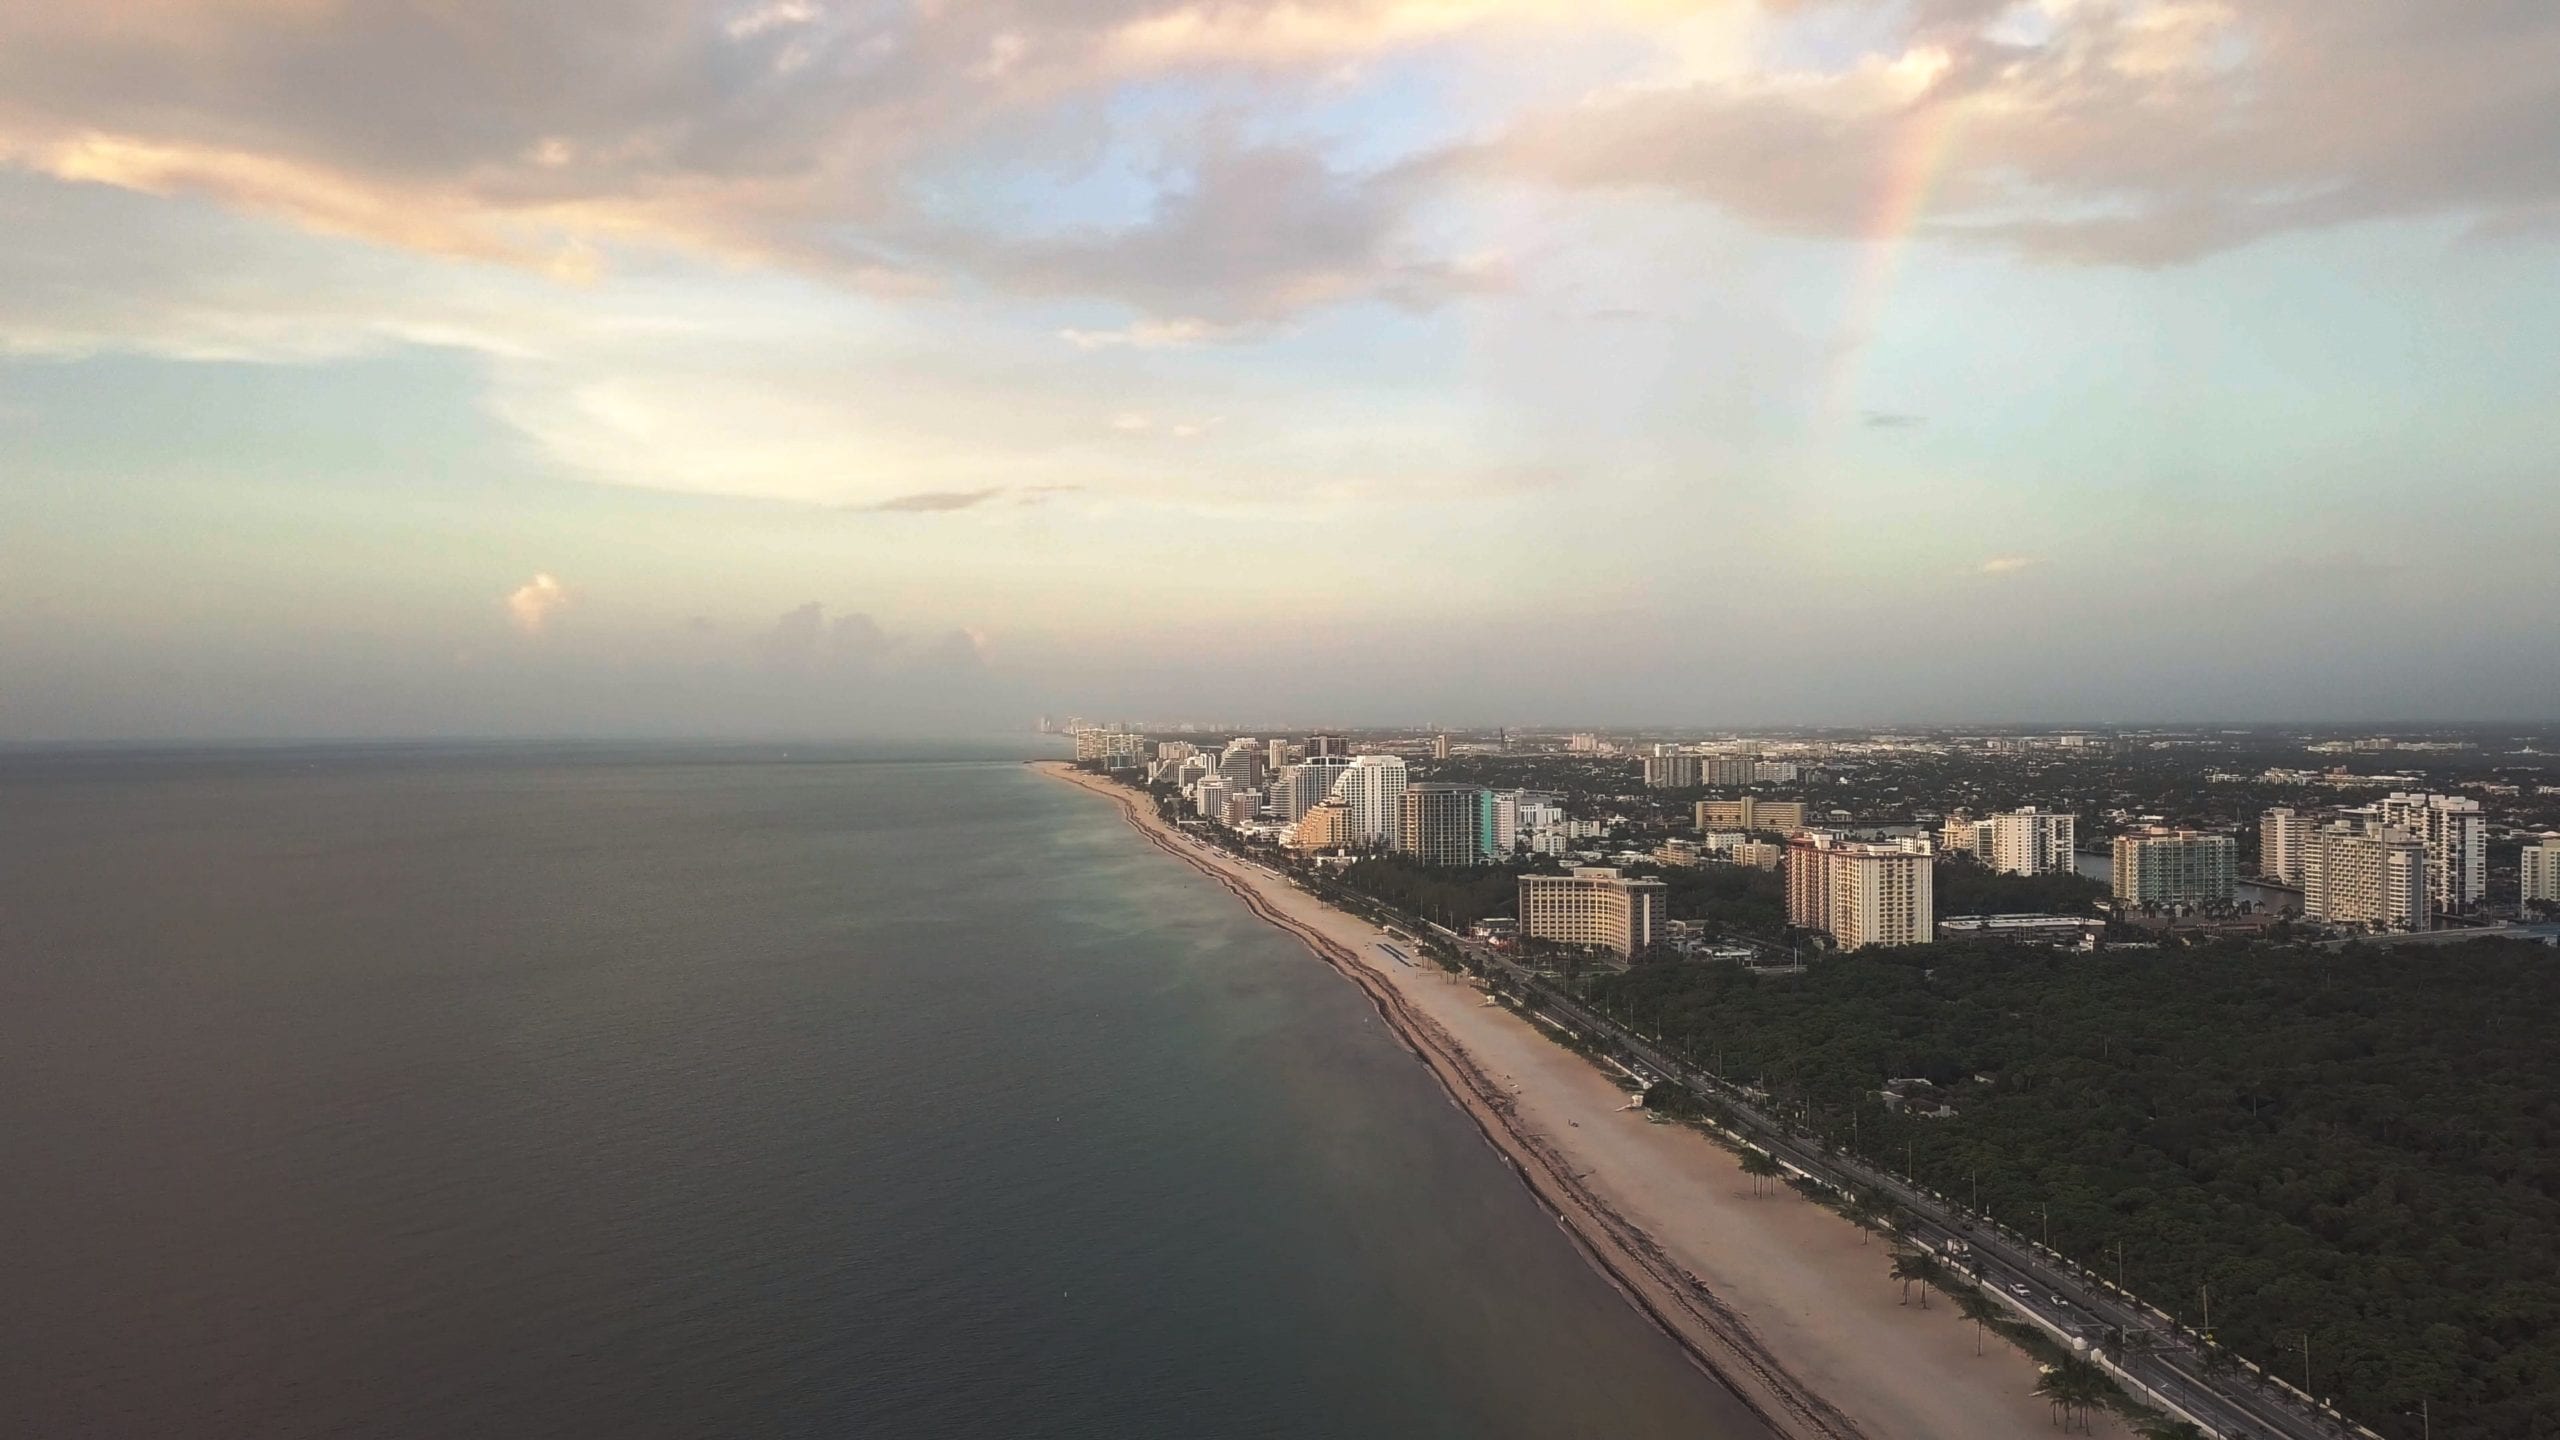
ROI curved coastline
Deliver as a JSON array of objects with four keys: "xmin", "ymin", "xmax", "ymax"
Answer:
[{"xmin": 1040, "ymin": 761, "xmax": 1867, "ymax": 1440}]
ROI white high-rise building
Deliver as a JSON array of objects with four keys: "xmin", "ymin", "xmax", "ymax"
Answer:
[
  {"xmin": 2377, "ymin": 793, "xmax": 2486, "ymax": 914},
  {"xmin": 1517, "ymin": 796, "xmax": 1566, "ymax": 856},
  {"xmin": 1489, "ymin": 791, "xmax": 1521, "ymax": 855},
  {"xmin": 1193, "ymin": 776, "xmax": 1232, "ymax": 825},
  {"xmin": 1330, "ymin": 754, "xmax": 1410, "ymax": 847},
  {"xmin": 1271, "ymin": 757, "xmax": 1354, "ymax": 822},
  {"xmin": 2522, "ymin": 835, "xmax": 2560, "ymax": 910},
  {"xmin": 2260, "ymin": 807, "xmax": 2313, "ymax": 885},
  {"xmin": 1266, "ymin": 738, "xmax": 1289, "ymax": 772},
  {"xmin": 1989, "ymin": 807, "xmax": 2077, "ymax": 876},
  {"xmin": 2112, "ymin": 829, "xmax": 2238, "ymax": 908},
  {"xmin": 2303, "ymin": 821, "xmax": 2429, "ymax": 932}
]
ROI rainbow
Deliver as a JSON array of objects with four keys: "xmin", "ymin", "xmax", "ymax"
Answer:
[{"xmin": 1820, "ymin": 96, "xmax": 1969, "ymax": 429}]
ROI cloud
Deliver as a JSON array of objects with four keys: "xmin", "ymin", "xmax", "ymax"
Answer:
[
  {"xmin": 858, "ymin": 488, "xmax": 1007, "ymax": 513},
  {"xmin": 1864, "ymin": 410, "xmax": 1927, "ymax": 429},
  {"xmin": 754, "ymin": 601, "xmax": 893, "ymax": 671},
  {"xmin": 1481, "ymin": 0, "xmax": 2560, "ymax": 264},
  {"xmin": 1058, "ymin": 318, "xmax": 1231, "ymax": 350},
  {"xmin": 505, "ymin": 572, "xmax": 570, "ymax": 633},
  {"xmin": 1977, "ymin": 555, "xmax": 2041, "ymax": 577}
]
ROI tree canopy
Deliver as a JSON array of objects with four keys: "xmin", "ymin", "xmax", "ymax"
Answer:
[{"xmin": 1588, "ymin": 937, "xmax": 2560, "ymax": 1440}]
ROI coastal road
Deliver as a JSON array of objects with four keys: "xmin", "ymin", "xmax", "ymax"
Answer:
[{"xmin": 1462, "ymin": 944, "xmax": 2369, "ymax": 1440}]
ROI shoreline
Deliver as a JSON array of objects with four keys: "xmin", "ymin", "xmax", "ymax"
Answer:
[{"xmin": 1039, "ymin": 761, "xmax": 2128, "ymax": 1440}]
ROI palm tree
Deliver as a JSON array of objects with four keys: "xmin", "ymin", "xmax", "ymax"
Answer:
[
  {"xmin": 2035, "ymin": 1356, "xmax": 2114, "ymax": 1434},
  {"xmin": 1905, "ymin": 1249, "xmax": 1947, "ymax": 1308},
  {"xmin": 1889, "ymin": 1249, "xmax": 1939, "ymax": 1307},
  {"xmin": 1956, "ymin": 1290, "xmax": 2006, "ymax": 1355},
  {"xmin": 1738, "ymin": 1146, "xmax": 1783, "ymax": 1196},
  {"xmin": 1844, "ymin": 1192, "xmax": 1880, "ymax": 1243}
]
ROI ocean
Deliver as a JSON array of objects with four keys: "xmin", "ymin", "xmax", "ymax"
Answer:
[{"xmin": 0, "ymin": 746, "xmax": 1765, "ymax": 1439}]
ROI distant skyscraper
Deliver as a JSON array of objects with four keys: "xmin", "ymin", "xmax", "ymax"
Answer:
[
  {"xmin": 2303, "ymin": 820, "xmax": 2429, "ymax": 931},
  {"xmin": 1989, "ymin": 808, "xmax": 2077, "ymax": 876},
  {"xmin": 1640, "ymin": 754, "xmax": 1702, "ymax": 788},
  {"xmin": 1193, "ymin": 776, "xmax": 1232, "ymax": 825},
  {"xmin": 1273, "ymin": 757, "xmax": 1354, "ymax": 822},
  {"xmin": 2112, "ymin": 829, "xmax": 2237, "ymax": 907},
  {"xmin": 1218, "ymin": 739, "xmax": 1267, "ymax": 792},
  {"xmin": 1398, "ymin": 783, "xmax": 1484, "ymax": 866},
  {"xmin": 1330, "ymin": 755, "xmax": 1409, "ymax": 847},
  {"xmin": 1306, "ymin": 734, "xmax": 1348, "ymax": 758},
  {"xmin": 1488, "ymin": 791, "xmax": 1520, "ymax": 856},
  {"xmin": 1518, "ymin": 868, "xmax": 1665, "ymax": 958},
  {"xmin": 1786, "ymin": 833, "xmax": 1933, "ymax": 949},
  {"xmin": 1432, "ymin": 733, "xmax": 1452, "ymax": 761},
  {"xmin": 2259, "ymin": 807, "xmax": 2313, "ymax": 885},
  {"xmin": 1266, "ymin": 738, "xmax": 1289, "ymax": 772},
  {"xmin": 2378, "ymin": 792, "xmax": 2486, "ymax": 913},
  {"xmin": 2521, "ymin": 834, "xmax": 2560, "ymax": 909}
]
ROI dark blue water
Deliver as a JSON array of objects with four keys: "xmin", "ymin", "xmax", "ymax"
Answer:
[{"xmin": 0, "ymin": 749, "xmax": 1762, "ymax": 1438}]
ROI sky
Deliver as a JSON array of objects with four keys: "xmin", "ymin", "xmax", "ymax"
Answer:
[{"xmin": 2, "ymin": 0, "xmax": 2557, "ymax": 739}]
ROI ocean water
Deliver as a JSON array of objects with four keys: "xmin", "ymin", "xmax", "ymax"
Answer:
[{"xmin": 0, "ymin": 748, "xmax": 1764, "ymax": 1439}]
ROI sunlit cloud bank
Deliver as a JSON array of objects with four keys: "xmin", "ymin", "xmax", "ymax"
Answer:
[{"xmin": 1, "ymin": 0, "xmax": 2557, "ymax": 735}]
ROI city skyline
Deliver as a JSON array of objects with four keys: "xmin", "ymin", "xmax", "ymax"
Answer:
[{"xmin": 6, "ymin": 1, "xmax": 2560, "ymax": 739}]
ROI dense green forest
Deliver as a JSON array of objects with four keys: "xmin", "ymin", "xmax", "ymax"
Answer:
[
  {"xmin": 1328, "ymin": 856, "xmax": 1556, "ymax": 928},
  {"xmin": 1627, "ymin": 861, "xmax": 1791, "ymax": 936},
  {"xmin": 1932, "ymin": 853, "xmax": 2112, "ymax": 915},
  {"xmin": 1587, "ymin": 939, "xmax": 2560, "ymax": 1440}
]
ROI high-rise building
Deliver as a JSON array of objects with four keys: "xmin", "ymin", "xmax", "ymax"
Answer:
[
  {"xmin": 1753, "ymin": 762, "xmax": 1800, "ymax": 784},
  {"xmin": 1193, "ymin": 776, "xmax": 1232, "ymax": 825},
  {"xmin": 1305, "ymin": 734, "xmax": 1348, "ymax": 758},
  {"xmin": 1641, "ymin": 754, "xmax": 1702, "ymax": 789},
  {"xmin": 2378, "ymin": 793, "xmax": 2486, "ymax": 914},
  {"xmin": 1518, "ymin": 868, "xmax": 1666, "ymax": 958},
  {"xmin": 2521, "ymin": 834, "xmax": 2560, "ymax": 909},
  {"xmin": 1432, "ymin": 733, "xmax": 1452, "ymax": 761},
  {"xmin": 1270, "ymin": 757, "xmax": 1353, "ymax": 822},
  {"xmin": 1697, "ymin": 797, "xmax": 1807, "ymax": 834},
  {"xmin": 1488, "ymin": 791, "xmax": 1521, "ymax": 856},
  {"xmin": 2303, "ymin": 821, "xmax": 2429, "ymax": 931},
  {"xmin": 2112, "ymin": 829, "xmax": 2238, "ymax": 908},
  {"xmin": 1330, "ymin": 755, "xmax": 1409, "ymax": 847},
  {"xmin": 1074, "ymin": 728, "xmax": 1144, "ymax": 766},
  {"xmin": 1989, "ymin": 808, "xmax": 2077, "ymax": 876},
  {"xmin": 1517, "ymin": 796, "xmax": 1566, "ymax": 857},
  {"xmin": 1224, "ymin": 790, "xmax": 1264, "ymax": 827},
  {"xmin": 1786, "ymin": 833, "xmax": 1933, "ymax": 949},
  {"xmin": 1398, "ymin": 783, "xmax": 1485, "ymax": 866},
  {"xmin": 1938, "ymin": 814, "xmax": 1993, "ymax": 856},
  {"xmin": 1218, "ymin": 739, "xmax": 1267, "ymax": 793},
  {"xmin": 1702, "ymin": 756, "xmax": 1757, "ymax": 787},
  {"xmin": 2259, "ymin": 807, "xmax": 2313, "ymax": 885},
  {"xmin": 1290, "ymin": 799, "xmax": 1354, "ymax": 853},
  {"xmin": 1266, "ymin": 738, "xmax": 1289, "ymax": 772},
  {"xmin": 1155, "ymin": 740, "xmax": 1198, "ymax": 763}
]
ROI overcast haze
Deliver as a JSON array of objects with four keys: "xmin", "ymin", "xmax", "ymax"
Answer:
[{"xmin": 4, "ymin": 0, "xmax": 2557, "ymax": 739}]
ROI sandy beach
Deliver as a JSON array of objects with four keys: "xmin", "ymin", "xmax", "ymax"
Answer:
[{"xmin": 1043, "ymin": 761, "xmax": 2130, "ymax": 1440}]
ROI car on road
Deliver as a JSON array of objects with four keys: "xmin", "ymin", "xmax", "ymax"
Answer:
[{"xmin": 2009, "ymin": 1282, "xmax": 2032, "ymax": 1298}]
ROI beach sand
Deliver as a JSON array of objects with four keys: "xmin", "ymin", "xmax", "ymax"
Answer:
[{"xmin": 1044, "ymin": 762, "xmax": 2130, "ymax": 1440}]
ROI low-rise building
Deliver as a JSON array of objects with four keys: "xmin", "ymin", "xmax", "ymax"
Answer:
[{"xmin": 1696, "ymin": 797, "xmax": 1808, "ymax": 834}]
